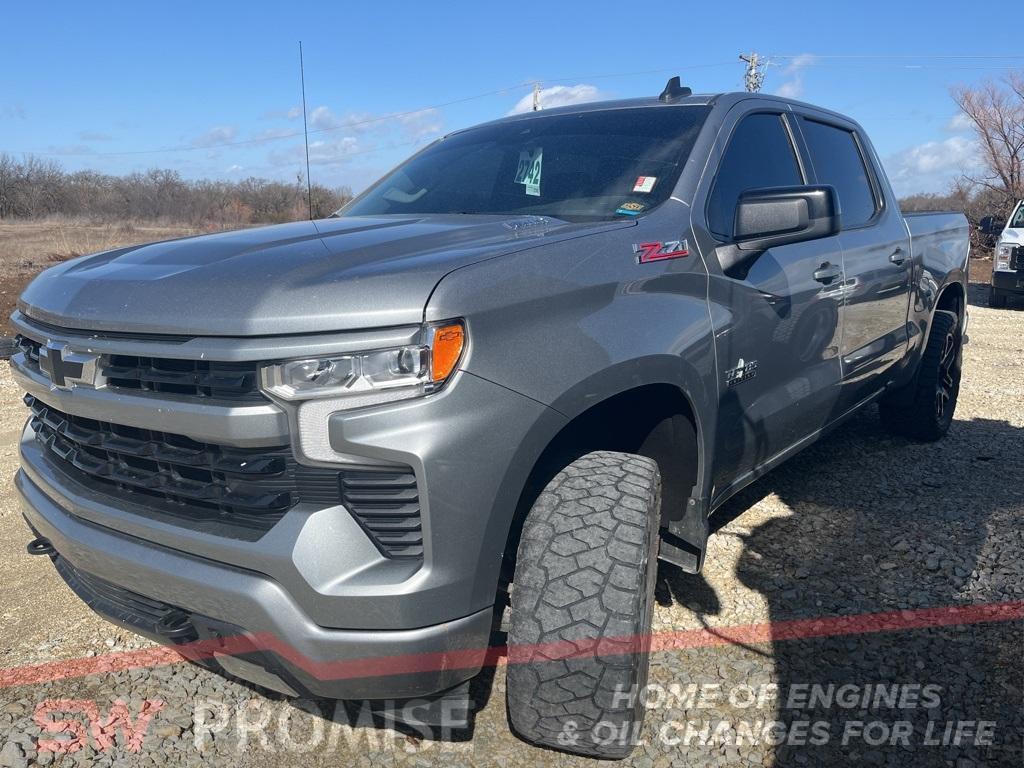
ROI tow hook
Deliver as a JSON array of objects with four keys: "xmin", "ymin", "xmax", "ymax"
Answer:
[{"xmin": 26, "ymin": 537, "xmax": 55, "ymax": 556}]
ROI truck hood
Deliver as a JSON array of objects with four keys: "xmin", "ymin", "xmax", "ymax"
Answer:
[
  {"xmin": 998, "ymin": 227, "xmax": 1023, "ymax": 245},
  {"xmin": 19, "ymin": 214, "xmax": 626, "ymax": 336}
]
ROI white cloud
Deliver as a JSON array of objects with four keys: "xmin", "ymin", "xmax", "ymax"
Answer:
[
  {"xmin": 268, "ymin": 136, "xmax": 362, "ymax": 168},
  {"xmin": 397, "ymin": 108, "xmax": 442, "ymax": 140},
  {"xmin": 883, "ymin": 136, "xmax": 979, "ymax": 196},
  {"xmin": 263, "ymin": 104, "xmax": 444, "ymax": 172},
  {"xmin": 252, "ymin": 127, "xmax": 298, "ymax": 142},
  {"xmin": 507, "ymin": 84, "xmax": 603, "ymax": 115},
  {"xmin": 945, "ymin": 113, "xmax": 974, "ymax": 133},
  {"xmin": 772, "ymin": 54, "xmax": 817, "ymax": 99},
  {"xmin": 225, "ymin": 164, "xmax": 244, "ymax": 173},
  {"xmin": 190, "ymin": 125, "xmax": 237, "ymax": 148}
]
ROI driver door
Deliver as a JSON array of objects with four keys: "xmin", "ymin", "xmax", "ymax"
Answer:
[{"xmin": 696, "ymin": 108, "xmax": 846, "ymax": 498}]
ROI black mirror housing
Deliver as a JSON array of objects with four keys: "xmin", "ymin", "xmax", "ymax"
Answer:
[
  {"xmin": 978, "ymin": 215, "xmax": 1004, "ymax": 236},
  {"xmin": 734, "ymin": 185, "xmax": 841, "ymax": 251}
]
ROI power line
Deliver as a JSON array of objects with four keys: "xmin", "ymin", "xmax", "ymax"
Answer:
[
  {"xmin": 1, "ymin": 83, "xmax": 539, "ymax": 158},
  {"xmin": 769, "ymin": 53, "xmax": 1024, "ymax": 60},
  {"xmin": 7, "ymin": 54, "xmax": 1014, "ymax": 160},
  {"xmin": 1, "ymin": 61, "xmax": 738, "ymax": 159}
]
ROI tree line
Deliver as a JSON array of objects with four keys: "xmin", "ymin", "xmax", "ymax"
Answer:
[{"xmin": 0, "ymin": 154, "xmax": 352, "ymax": 225}]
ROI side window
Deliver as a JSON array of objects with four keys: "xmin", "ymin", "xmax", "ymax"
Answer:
[
  {"xmin": 800, "ymin": 119, "xmax": 878, "ymax": 228},
  {"xmin": 707, "ymin": 113, "xmax": 803, "ymax": 237}
]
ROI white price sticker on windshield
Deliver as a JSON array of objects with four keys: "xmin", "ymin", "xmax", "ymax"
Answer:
[
  {"xmin": 515, "ymin": 148, "xmax": 543, "ymax": 196},
  {"xmin": 633, "ymin": 176, "xmax": 657, "ymax": 193}
]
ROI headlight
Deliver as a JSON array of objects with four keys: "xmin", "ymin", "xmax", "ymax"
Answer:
[
  {"xmin": 995, "ymin": 244, "xmax": 1012, "ymax": 271},
  {"xmin": 260, "ymin": 321, "xmax": 465, "ymax": 406}
]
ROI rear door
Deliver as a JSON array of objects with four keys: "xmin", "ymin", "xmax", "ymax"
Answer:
[
  {"xmin": 695, "ymin": 105, "xmax": 846, "ymax": 497},
  {"xmin": 794, "ymin": 115, "xmax": 912, "ymax": 407}
]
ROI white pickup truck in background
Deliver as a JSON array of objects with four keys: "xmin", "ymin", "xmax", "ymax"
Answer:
[{"xmin": 981, "ymin": 201, "xmax": 1024, "ymax": 307}]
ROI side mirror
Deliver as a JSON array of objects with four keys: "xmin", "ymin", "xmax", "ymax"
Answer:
[
  {"xmin": 735, "ymin": 185, "xmax": 840, "ymax": 250},
  {"xmin": 717, "ymin": 185, "xmax": 840, "ymax": 276},
  {"xmin": 978, "ymin": 215, "xmax": 1004, "ymax": 236}
]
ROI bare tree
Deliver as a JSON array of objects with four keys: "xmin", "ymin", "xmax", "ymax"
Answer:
[
  {"xmin": 951, "ymin": 73, "xmax": 1024, "ymax": 214},
  {"xmin": 0, "ymin": 153, "xmax": 352, "ymax": 225}
]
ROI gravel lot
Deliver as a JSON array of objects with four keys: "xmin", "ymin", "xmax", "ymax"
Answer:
[{"xmin": 0, "ymin": 290, "xmax": 1020, "ymax": 767}]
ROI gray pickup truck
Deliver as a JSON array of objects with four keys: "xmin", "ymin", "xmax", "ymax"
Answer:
[{"xmin": 11, "ymin": 80, "xmax": 969, "ymax": 758}]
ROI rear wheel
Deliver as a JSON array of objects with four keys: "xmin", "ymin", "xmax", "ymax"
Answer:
[
  {"xmin": 506, "ymin": 451, "xmax": 661, "ymax": 759},
  {"xmin": 880, "ymin": 310, "xmax": 961, "ymax": 441}
]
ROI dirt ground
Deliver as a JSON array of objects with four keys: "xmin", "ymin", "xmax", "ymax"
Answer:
[{"xmin": 0, "ymin": 238, "xmax": 1020, "ymax": 766}]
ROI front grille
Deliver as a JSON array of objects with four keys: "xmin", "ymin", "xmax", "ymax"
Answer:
[
  {"xmin": 25, "ymin": 394, "xmax": 424, "ymax": 558},
  {"xmin": 14, "ymin": 336, "xmax": 266, "ymax": 402},
  {"xmin": 1011, "ymin": 247, "xmax": 1024, "ymax": 271},
  {"xmin": 26, "ymin": 394, "xmax": 339, "ymax": 540}
]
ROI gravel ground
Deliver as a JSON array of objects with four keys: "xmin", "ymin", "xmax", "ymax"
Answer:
[{"xmin": 0, "ymin": 291, "xmax": 1021, "ymax": 767}]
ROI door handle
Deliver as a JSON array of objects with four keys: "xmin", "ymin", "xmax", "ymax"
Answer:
[
  {"xmin": 889, "ymin": 248, "xmax": 907, "ymax": 266},
  {"xmin": 813, "ymin": 263, "xmax": 841, "ymax": 284}
]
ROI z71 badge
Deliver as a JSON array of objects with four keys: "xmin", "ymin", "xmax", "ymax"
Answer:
[
  {"xmin": 725, "ymin": 358, "xmax": 758, "ymax": 387},
  {"xmin": 633, "ymin": 239, "xmax": 690, "ymax": 263}
]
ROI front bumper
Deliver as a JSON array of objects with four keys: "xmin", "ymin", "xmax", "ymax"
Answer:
[
  {"xmin": 992, "ymin": 270, "xmax": 1024, "ymax": 295},
  {"xmin": 11, "ymin": 313, "xmax": 565, "ymax": 698},
  {"xmin": 18, "ymin": 468, "xmax": 492, "ymax": 699}
]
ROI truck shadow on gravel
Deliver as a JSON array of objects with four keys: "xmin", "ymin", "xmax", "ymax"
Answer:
[
  {"xmin": 968, "ymin": 279, "xmax": 1023, "ymax": 309},
  {"xmin": 657, "ymin": 407, "xmax": 1023, "ymax": 767}
]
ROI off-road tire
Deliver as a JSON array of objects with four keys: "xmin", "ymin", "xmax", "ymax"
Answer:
[
  {"xmin": 988, "ymin": 287, "xmax": 1007, "ymax": 308},
  {"xmin": 0, "ymin": 337, "xmax": 16, "ymax": 361},
  {"xmin": 880, "ymin": 310, "xmax": 961, "ymax": 441},
  {"xmin": 506, "ymin": 451, "xmax": 661, "ymax": 759}
]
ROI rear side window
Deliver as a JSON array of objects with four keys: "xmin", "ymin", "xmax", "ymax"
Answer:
[
  {"xmin": 707, "ymin": 113, "xmax": 803, "ymax": 237},
  {"xmin": 800, "ymin": 119, "xmax": 878, "ymax": 228}
]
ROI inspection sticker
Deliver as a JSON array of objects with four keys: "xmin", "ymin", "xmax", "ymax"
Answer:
[
  {"xmin": 632, "ymin": 175, "xmax": 657, "ymax": 193},
  {"xmin": 615, "ymin": 201, "xmax": 646, "ymax": 216},
  {"xmin": 515, "ymin": 147, "xmax": 543, "ymax": 196}
]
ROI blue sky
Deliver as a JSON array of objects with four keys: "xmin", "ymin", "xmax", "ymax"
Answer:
[{"xmin": 1, "ymin": 1, "xmax": 1020, "ymax": 197}]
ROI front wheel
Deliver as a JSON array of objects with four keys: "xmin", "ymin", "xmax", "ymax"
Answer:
[
  {"xmin": 880, "ymin": 309, "xmax": 962, "ymax": 441},
  {"xmin": 506, "ymin": 451, "xmax": 661, "ymax": 759}
]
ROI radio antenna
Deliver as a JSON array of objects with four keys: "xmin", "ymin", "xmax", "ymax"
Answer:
[{"xmin": 299, "ymin": 41, "xmax": 313, "ymax": 220}]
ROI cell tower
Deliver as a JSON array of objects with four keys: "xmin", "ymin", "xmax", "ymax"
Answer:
[{"xmin": 739, "ymin": 52, "xmax": 766, "ymax": 93}]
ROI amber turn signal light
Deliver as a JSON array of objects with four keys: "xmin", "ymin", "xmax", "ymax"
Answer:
[{"xmin": 430, "ymin": 323, "xmax": 465, "ymax": 383}]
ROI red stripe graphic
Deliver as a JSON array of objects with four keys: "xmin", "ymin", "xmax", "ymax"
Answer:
[{"xmin": 1, "ymin": 600, "xmax": 1021, "ymax": 689}]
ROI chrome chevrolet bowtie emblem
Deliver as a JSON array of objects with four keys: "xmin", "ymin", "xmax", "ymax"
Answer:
[{"xmin": 38, "ymin": 343, "xmax": 100, "ymax": 390}]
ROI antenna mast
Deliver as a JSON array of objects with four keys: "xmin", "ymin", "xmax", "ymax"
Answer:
[
  {"xmin": 299, "ymin": 41, "xmax": 313, "ymax": 220},
  {"xmin": 532, "ymin": 82, "xmax": 542, "ymax": 111}
]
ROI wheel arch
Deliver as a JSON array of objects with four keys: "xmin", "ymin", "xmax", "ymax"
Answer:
[{"xmin": 494, "ymin": 365, "xmax": 714, "ymax": 588}]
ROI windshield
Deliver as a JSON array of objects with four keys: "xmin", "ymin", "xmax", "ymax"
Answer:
[
  {"xmin": 339, "ymin": 106, "xmax": 711, "ymax": 222},
  {"xmin": 1009, "ymin": 202, "xmax": 1024, "ymax": 229}
]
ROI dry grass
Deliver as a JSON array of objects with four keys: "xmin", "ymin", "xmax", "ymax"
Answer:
[{"xmin": 0, "ymin": 219, "xmax": 202, "ymax": 334}]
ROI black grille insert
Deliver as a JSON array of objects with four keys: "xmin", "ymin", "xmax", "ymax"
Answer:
[
  {"xmin": 25, "ymin": 394, "xmax": 424, "ymax": 559},
  {"xmin": 342, "ymin": 470, "xmax": 423, "ymax": 559},
  {"xmin": 26, "ymin": 394, "xmax": 338, "ymax": 540},
  {"xmin": 14, "ymin": 336, "xmax": 266, "ymax": 402},
  {"xmin": 1011, "ymin": 246, "xmax": 1024, "ymax": 272}
]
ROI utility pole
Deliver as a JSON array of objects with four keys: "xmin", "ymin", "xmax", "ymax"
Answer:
[
  {"xmin": 532, "ymin": 82, "xmax": 542, "ymax": 111},
  {"xmin": 739, "ymin": 52, "xmax": 766, "ymax": 93}
]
